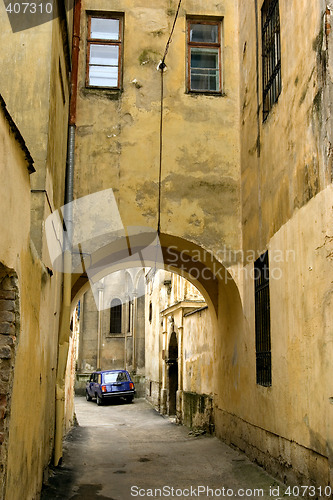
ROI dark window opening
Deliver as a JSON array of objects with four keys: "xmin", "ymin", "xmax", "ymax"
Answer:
[
  {"xmin": 262, "ymin": 0, "xmax": 281, "ymax": 120},
  {"xmin": 110, "ymin": 298, "xmax": 122, "ymax": 333},
  {"xmin": 128, "ymin": 300, "xmax": 131, "ymax": 333},
  {"xmin": 254, "ymin": 251, "xmax": 271, "ymax": 386},
  {"xmin": 149, "ymin": 302, "xmax": 152, "ymax": 323}
]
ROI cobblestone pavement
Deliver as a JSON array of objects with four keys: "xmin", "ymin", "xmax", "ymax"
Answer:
[{"xmin": 41, "ymin": 397, "xmax": 299, "ymax": 500}]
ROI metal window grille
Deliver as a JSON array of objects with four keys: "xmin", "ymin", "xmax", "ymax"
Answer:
[
  {"xmin": 110, "ymin": 298, "xmax": 122, "ymax": 333},
  {"xmin": 254, "ymin": 251, "xmax": 272, "ymax": 386},
  {"xmin": 262, "ymin": 0, "xmax": 281, "ymax": 120}
]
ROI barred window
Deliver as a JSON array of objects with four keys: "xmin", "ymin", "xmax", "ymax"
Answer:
[
  {"xmin": 262, "ymin": 0, "xmax": 281, "ymax": 120},
  {"xmin": 110, "ymin": 298, "xmax": 122, "ymax": 334},
  {"xmin": 86, "ymin": 14, "xmax": 123, "ymax": 88},
  {"xmin": 254, "ymin": 251, "xmax": 272, "ymax": 386}
]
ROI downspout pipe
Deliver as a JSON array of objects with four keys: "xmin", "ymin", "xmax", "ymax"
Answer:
[{"xmin": 54, "ymin": 0, "xmax": 81, "ymax": 466}]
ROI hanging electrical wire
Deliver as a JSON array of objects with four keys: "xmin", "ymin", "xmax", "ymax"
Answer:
[{"xmin": 157, "ymin": 0, "xmax": 183, "ymax": 236}]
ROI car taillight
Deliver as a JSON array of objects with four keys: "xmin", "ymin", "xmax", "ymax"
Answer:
[
  {"xmin": 101, "ymin": 385, "xmax": 107, "ymax": 393},
  {"xmin": 129, "ymin": 383, "xmax": 134, "ymax": 390}
]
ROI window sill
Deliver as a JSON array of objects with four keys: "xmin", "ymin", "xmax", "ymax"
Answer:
[
  {"xmin": 186, "ymin": 90, "xmax": 225, "ymax": 97},
  {"xmin": 81, "ymin": 86, "xmax": 122, "ymax": 100},
  {"xmin": 106, "ymin": 333, "xmax": 124, "ymax": 338}
]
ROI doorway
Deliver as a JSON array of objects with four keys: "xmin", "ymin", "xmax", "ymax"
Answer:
[{"xmin": 167, "ymin": 331, "xmax": 178, "ymax": 415}]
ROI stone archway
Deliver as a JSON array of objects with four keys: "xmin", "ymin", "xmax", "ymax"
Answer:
[
  {"xmin": 0, "ymin": 263, "xmax": 19, "ymax": 498},
  {"xmin": 69, "ymin": 231, "xmax": 246, "ymax": 448}
]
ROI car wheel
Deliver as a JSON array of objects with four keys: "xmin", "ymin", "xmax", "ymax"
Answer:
[
  {"xmin": 126, "ymin": 395, "xmax": 134, "ymax": 404},
  {"xmin": 96, "ymin": 394, "xmax": 103, "ymax": 406},
  {"xmin": 86, "ymin": 390, "xmax": 92, "ymax": 401}
]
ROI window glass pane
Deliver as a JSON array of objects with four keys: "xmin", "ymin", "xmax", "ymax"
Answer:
[
  {"xmin": 110, "ymin": 299, "xmax": 122, "ymax": 331},
  {"xmin": 91, "ymin": 18, "xmax": 120, "ymax": 40},
  {"xmin": 191, "ymin": 71, "xmax": 219, "ymax": 91},
  {"xmin": 103, "ymin": 372, "xmax": 119, "ymax": 383},
  {"xmin": 90, "ymin": 44, "xmax": 119, "ymax": 66},
  {"xmin": 89, "ymin": 66, "xmax": 118, "ymax": 87},
  {"xmin": 190, "ymin": 23, "xmax": 218, "ymax": 43},
  {"xmin": 190, "ymin": 47, "xmax": 219, "ymax": 91},
  {"xmin": 191, "ymin": 48, "xmax": 218, "ymax": 69}
]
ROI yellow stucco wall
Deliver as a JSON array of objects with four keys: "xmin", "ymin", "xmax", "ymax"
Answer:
[
  {"xmin": 0, "ymin": 100, "xmax": 59, "ymax": 499},
  {"xmin": 0, "ymin": 4, "xmax": 71, "ymax": 498},
  {"xmin": 211, "ymin": 0, "xmax": 333, "ymax": 486},
  {"xmin": 145, "ymin": 270, "xmax": 166, "ymax": 405},
  {"xmin": 0, "ymin": 2, "xmax": 70, "ymax": 256},
  {"xmin": 183, "ymin": 307, "xmax": 213, "ymax": 396},
  {"xmin": 214, "ymin": 185, "xmax": 333, "ymax": 486},
  {"xmin": 240, "ymin": 0, "xmax": 332, "ymax": 252},
  {"xmin": 74, "ymin": 0, "xmax": 241, "ymax": 257},
  {"xmin": 0, "ymin": 104, "xmax": 31, "ymax": 277}
]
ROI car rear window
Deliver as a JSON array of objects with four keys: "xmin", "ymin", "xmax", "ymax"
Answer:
[{"xmin": 103, "ymin": 372, "xmax": 129, "ymax": 384}]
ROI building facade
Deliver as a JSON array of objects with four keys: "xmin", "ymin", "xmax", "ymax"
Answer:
[
  {"xmin": 69, "ymin": 0, "xmax": 333, "ymax": 490},
  {"xmin": 145, "ymin": 270, "xmax": 215, "ymax": 432},
  {"xmin": 234, "ymin": 0, "xmax": 333, "ymax": 488},
  {"xmin": 0, "ymin": 1, "xmax": 72, "ymax": 498},
  {"xmin": 76, "ymin": 268, "xmax": 146, "ymax": 395},
  {"xmin": 0, "ymin": 0, "xmax": 331, "ymax": 496}
]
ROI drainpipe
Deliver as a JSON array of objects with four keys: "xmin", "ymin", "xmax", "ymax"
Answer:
[
  {"xmin": 97, "ymin": 284, "xmax": 104, "ymax": 370},
  {"xmin": 176, "ymin": 311, "xmax": 184, "ymax": 424},
  {"xmin": 54, "ymin": 0, "xmax": 81, "ymax": 466},
  {"xmin": 124, "ymin": 306, "xmax": 127, "ymax": 370},
  {"xmin": 254, "ymin": 0, "xmax": 263, "ymax": 249},
  {"xmin": 132, "ymin": 293, "xmax": 137, "ymax": 370}
]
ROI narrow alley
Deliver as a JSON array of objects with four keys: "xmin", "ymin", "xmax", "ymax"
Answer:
[
  {"xmin": 1, "ymin": 0, "xmax": 332, "ymax": 498},
  {"xmin": 41, "ymin": 398, "xmax": 298, "ymax": 500}
]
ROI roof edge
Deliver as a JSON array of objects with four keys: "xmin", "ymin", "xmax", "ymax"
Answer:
[{"xmin": 0, "ymin": 94, "xmax": 35, "ymax": 174}]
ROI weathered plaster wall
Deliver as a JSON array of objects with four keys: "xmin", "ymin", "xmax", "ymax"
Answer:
[
  {"xmin": 71, "ymin": 0, "xmax": 332, "ymax": 490},
  {"xmin": 76, "ymin": 269, "xmax": 146, "ymax": 387},
  {"xmin": 183, "ymin": 307, "xmax": 213, "ymax": 396},
  {"xmin": 145, "ymin": 269, "xmax": 215, "ymax": 430},
  {"xmin": 64, "ymin": 308, "xmax": 80, "ymax": 433},
  {"xmin": 215, "ymin": 185, "xmax": 333, "ymax": 487},
  {"xmin": 0, "ymin": 2, "xmax": 70, "ymax": 256},
  {"xmin": 0, "ymin": 98, "xmax": 60, "ymax": 500},
  {"xmin": 240, "ymin": 0, "xmax": 332, "ymax": 252},
  {"xmin": 213, "ymin": 0, "xmax": 333, "ymax": 487},
  {"xmin": 145, "ymin": 270, "xmax": 166, "ymax": 408},
  {"xmin": 0, "ymin": 4, "xmax": 71, "ymax": 498},
  {"xmin": 74, "ymin": 0, "xmax": 241, "ymax": 258},
  {"xmin": 78, "ymin": 288, "xmax": 99, "ymax": 371},
  {"xmin": 0, "ymin": 101, "xmax": 32, "ymax": 499}
]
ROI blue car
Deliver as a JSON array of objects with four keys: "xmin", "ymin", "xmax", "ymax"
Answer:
[{"xmin": 86, "ymin": 370, "xmax": 135, "ymax": 405}]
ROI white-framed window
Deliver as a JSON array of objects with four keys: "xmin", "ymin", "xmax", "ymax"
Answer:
[{"xmin": 86, "ymin": 14, "xmax": 123, "ymax": 88}]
